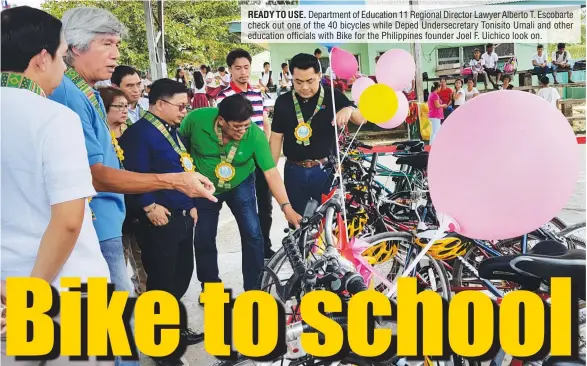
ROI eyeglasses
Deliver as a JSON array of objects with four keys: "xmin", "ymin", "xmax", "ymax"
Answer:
[
  {"xmin": 110, "ymin": 104, "xmax": 128, "ymax": 111},
  {"xmin": 161, "ymin": 100, "xmax": 188, "ymax": 111},
  {"xmin": 228, "ymin": 121, "xmax": 251, "ymax": 132}
]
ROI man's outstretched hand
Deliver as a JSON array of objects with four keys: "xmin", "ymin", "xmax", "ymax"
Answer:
[{"xmin": 176, "ymin": 172, "xmax": 218, "ymax": 202}]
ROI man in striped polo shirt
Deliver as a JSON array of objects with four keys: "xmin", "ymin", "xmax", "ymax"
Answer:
[{"xmin": 215, "ymin": 49, "xmax": 275, "ymax": 259}]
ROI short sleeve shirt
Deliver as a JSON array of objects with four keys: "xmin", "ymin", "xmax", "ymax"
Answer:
[
  {"xmin": 180, "ymin": 107, "xmax": 275, "ymax": 195},
  {"xmin": 427, "ymin": 92, "xmax": 444, "ymax": 119},
  {"xmin": 1, "ymin": 87, "xmax": 110, "ymax": 289},
  {"xmin": 532, "ymin": 53, "xmax": 548, "ymax": 65},
  {"xmin": 271, "ymin": 86, "xmax": 352, "ymax": 161},
  {"xmin": 49, "ymin": 76, "xmax": 126, "ymax": 242},
  {"xmin": 481, "ymin": 52, "xmax": 499, "ymax": 69},
  {"xmin": 216, "ymin": 82, "xmax": 264, "ymax": 129},
  {"xmin": 437, "ymin": 87, "xmax": 453, "ymax": 105}
]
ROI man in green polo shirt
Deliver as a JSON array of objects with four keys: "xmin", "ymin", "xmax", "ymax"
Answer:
[{"xmin": 181, "ymin": 94, "xmax": 301, "ymax": 291}]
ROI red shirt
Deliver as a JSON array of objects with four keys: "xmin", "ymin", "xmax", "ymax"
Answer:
[{"xmin": 437, "ymin": 87, "xmax": 453, "ymax": 105}]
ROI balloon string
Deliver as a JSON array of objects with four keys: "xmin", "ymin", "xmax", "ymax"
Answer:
[
  {"xmin": 384, "ymin": 213, "xmax": 453, "ymax": 299},
  {"xmin": 329, "ymin": 50, "xmax": 349, "ymax": 243}
]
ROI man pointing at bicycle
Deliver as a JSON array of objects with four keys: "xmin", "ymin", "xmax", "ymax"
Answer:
[
  {"xmin": 270, "ymin": 53, "xmax": 365, "ymax": 215},
  {"xmin": 181, "ymin": 94, "xmax": 301, "ymax": 292}
]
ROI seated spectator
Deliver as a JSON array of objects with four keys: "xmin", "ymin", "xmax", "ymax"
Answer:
[
  {"xmin": 551, "ymin": 43, "xmax": 574, "ymax": 84},
  {"xmin": 470, "ymin": 48, "xmax": 489, "ymax": 90},
  {"xmin": 537, "ymin": 76, "xmax": 561, "ymax": 108},
  {"xmin": 259, "ymin": 61, "xmax": 273, "ymax": 93},
  {"xmin": 482, "ymin": 43, "xmax": 502, "ymax": 89},
  {"xmin": 464, "ymin": 78, "xmax": 480, "ymax": 101},
  {"xmin": 436, "ymin": 77, "xmax": 453, "ymax": 120},
  {"xmin": 532, "ymin": 44, "xmax": 550, "ymax": 82},
  {"xmin": 452, "ymin": 79, "xmax": 465, "ymax": 109},
  {"xmin": 502, "ymin": 75, "xmax": 514, "ymax": 90}
]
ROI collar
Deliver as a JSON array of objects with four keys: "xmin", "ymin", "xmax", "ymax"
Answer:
[
  {"xmin": 147, "ymin": 111, "xmax": 176, "ymax": 131},
  {"xmin": 295, "ymin": 88, "xmax": 321, "ymax": 104},
  {"xmin": 229, "ymin": 81, "xmax": 251, "ymax": 93}
]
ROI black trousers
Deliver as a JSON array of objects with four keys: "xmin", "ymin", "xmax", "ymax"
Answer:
[
  {"xmin": 255, "ymin": 165, "xmax": 273, "ymax": 253},
  {"xmin": 137, "ymin": 213, "xmax": 195, "ymax": 302}
]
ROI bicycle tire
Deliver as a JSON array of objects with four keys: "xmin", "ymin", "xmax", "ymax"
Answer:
[
  {"xmin": 559, "ymin": 221, "xmax": 586, "ymax": 249},
  {"xmin": 496, "ymin": 217, "xmax": 569, "ymax": 248},
  {"xmin": 209, "ymin": 353, "xmax": 399, "ymax": 366}
]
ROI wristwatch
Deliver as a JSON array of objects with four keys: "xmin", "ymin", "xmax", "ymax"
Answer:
[{"xmin": 280, "ymin": 202, "xmax": 291, "ymax": 211}]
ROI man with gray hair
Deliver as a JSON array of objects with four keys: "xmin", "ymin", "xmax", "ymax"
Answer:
[{"xmin": 48, "ymin": 8, "xmax": 211, "ymax": 364}]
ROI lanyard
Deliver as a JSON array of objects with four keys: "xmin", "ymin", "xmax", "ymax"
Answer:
[
  {"xmin": 1, "ymin": 72, "xmax": 45, "ymax": 96},
  {"xmin": 126, "ymin": 104, "xmax": 146, "ymax": 126},
  {"xmin": 64, "ymin": 68, "xmax": 124, "ymax": 169},
  {"xmin": 215, "ymin": 122, "xmax": 241, "ymax": 165},
  {"xmin": 143, "ymin": 112, "xmax": 188, "ymax": 155},
  {"xmin": 292, "ymin": 86, "xmax": 325, "ymax": 127}
]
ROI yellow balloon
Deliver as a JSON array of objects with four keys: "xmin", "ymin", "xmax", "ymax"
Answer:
[{"xmin": 358, "ymin": 84, "xmax": 398, "ymax": 124}]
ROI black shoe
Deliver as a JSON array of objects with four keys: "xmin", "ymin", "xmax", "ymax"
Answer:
[
  {"xmin": 264, "ymin": 247, "xmax": 276, "ymax": 259},
  {"xmin": 182, "ymin": 328, "xmax": 204, "ymax": 345},
  {"xmin": 155, "ymin": 356, "xmax": 187, "ymax": 366}
]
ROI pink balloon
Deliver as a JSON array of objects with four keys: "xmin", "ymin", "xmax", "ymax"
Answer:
[
  {"xmin": 428, "ymin": 91, "xmax": 580, "ymax": 240},
  {"xmin": 375, "ymin": 49, "xmax": 415, "ymax": 91},
  {"xmin": 378, "ymin": 91, "xmax": 409, "ymax": 129},
  {"xmin": 330, "ymin": 47, "xmax": 358, "ymax": 80},
  {"xmin": 351, "ymin": 77, "xmax": 375, "ymax": 102}
]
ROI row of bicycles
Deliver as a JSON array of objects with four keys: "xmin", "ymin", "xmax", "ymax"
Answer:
[{"xmin": 212, "ymin": 133, "xmax": 586, "ymax": 366}]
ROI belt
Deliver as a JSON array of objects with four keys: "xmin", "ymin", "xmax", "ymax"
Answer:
[
  {"xmin": 287, "ymin": 157, "xmax": 329, "ymax": 168},
  {"xmin": 168, "ymin": 209, "xmax": 191, "ymax": 218}
]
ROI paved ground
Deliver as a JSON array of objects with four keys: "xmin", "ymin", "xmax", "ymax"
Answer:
[{"xmin": 140, "ymin": 145, "xmax": 586, "ymax": 366}]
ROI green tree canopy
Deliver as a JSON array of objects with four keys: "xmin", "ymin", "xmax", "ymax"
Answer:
[{"xmin": 42, "ymin": 0, "xmax": 262, "ymax": 76}]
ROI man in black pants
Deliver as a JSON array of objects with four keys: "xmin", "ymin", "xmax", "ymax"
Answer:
[
  {"xmin": 119, "ymin": 79, "xmax": 205, "ymax": 366},
  {"xmin": 216, "ymin": 49, "xmax": 275, "ymax": 259}
]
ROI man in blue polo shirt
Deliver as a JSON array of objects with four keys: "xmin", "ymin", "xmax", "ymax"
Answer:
[{"xmin": 119, "ymin": 79, "xmax": 202, "ymax": 366}]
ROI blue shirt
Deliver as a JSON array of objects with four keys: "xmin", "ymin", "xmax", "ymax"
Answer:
[
  {"xmin": 119, "ymin": 115, "xmax": 195, "ymax": 211},
  {"xmin": 48, "ymin": 76, "xmax": 125, "ymax": 242}
]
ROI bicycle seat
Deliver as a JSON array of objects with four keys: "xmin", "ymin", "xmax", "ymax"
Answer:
[
  {"xmin": 392, "ymin": 140, "xmax": 422, "ymax": 147},
  {"xmin": 543, "ymin": 354, "xmax": 586, "ymax": 366},
  {"xmin": 478, "ymin": 241, "xmax": 586, "ymax": 298},
  {"xmin": 510, "ymin": 249, "xmax": 585, "ymax": 300},
  {"xmin": 396, "ymin": 151, "xmax": 429, "ymax": 170}
]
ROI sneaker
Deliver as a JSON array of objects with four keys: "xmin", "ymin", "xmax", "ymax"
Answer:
[
  {"xmin": 155, "ymin": 356, "xmax": 188, "ymax": 366},
  {"xmin": 182, "ymin": 328, "xmax": 204, "ymax": 345},
  {"xmin": 569, "ymin": 80, "xmax": 575, "ymax": 84}
]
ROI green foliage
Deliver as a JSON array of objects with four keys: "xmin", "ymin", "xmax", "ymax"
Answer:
[{"xmin": 41, "ymin": 0, "xmax": 262, "ymax": 74}]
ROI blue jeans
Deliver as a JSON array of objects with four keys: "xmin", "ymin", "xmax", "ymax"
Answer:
[
  {"xmin": 284, "ymin": 161, "xmax": 334, "ymax": 216},
  {"xmin": 100, "ymin": 238, "xmax": 139, "ymax": 366},
  {"xmin": 194, "ymin": 173, "xmax": 264, "ymax": 291},
  {"xmin": 533, "ymin": 66, "xmax": 551, "ymax": 81}
]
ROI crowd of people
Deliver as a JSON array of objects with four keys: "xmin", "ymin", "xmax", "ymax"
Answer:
[{"xmin": 1, "ymin": 5, "xmax": 366, "ymax": 366}]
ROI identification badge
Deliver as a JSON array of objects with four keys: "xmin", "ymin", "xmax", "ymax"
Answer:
[
  {"xmin": 295, "ymin": 122, "xmax": 312, "ymax": 146},
  {"xmin": 180, "ymin": 153, "xmax": 195, "ymax": 172},
  {"xmin": 215, "ymin": 162, "xmax": 236, "ymax": 188}
]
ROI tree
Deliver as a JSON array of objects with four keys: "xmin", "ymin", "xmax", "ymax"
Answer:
[{"xmin": 42, "ymin": 0, "xmax": 262, "ymax": 76}]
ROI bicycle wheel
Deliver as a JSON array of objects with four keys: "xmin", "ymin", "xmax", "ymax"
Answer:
[
  {"xmin": 209, "ymin": 353, "xmax": 401, "ymax": 365},
  {"xmin": 360, "ymin": 232, "xmax": 452, "ymax": 301},
  {"xmin": 559, "ymin": 221, "xmax": 586, "ymax": 249}
]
